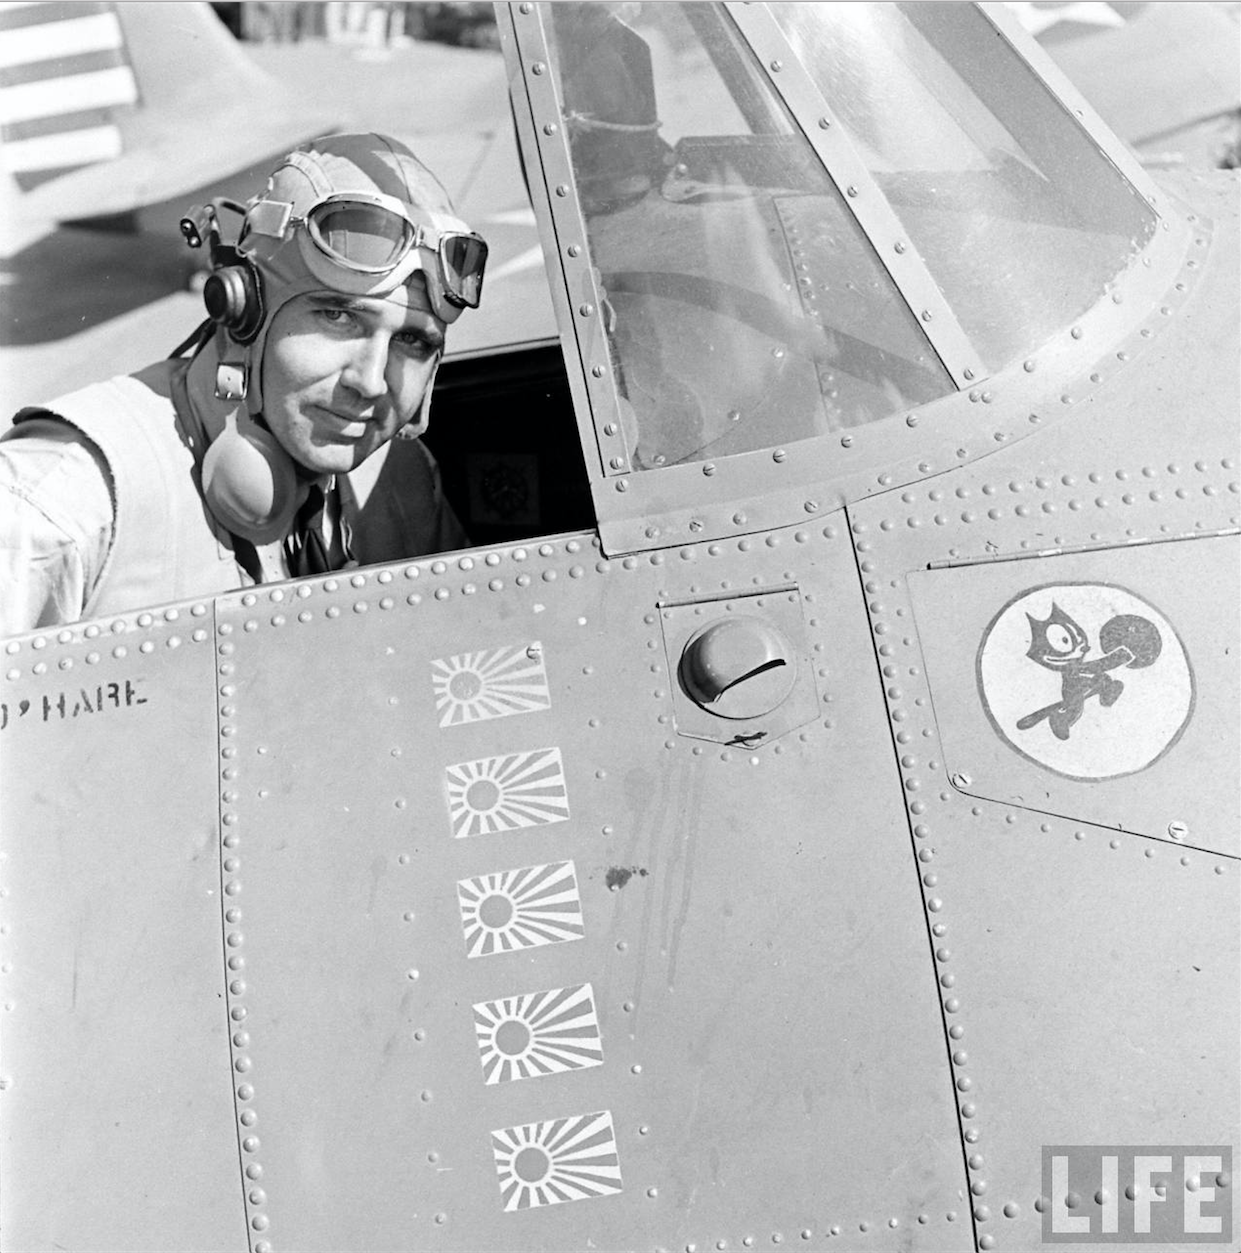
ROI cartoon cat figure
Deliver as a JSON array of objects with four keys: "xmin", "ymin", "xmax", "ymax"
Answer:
[{"xmin": 1015, "ymin": 603, "xmax": 1131, "ymax": 741}]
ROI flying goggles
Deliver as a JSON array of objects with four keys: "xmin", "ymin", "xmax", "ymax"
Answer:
[
  {"xmin": 181, "ymin": 191, "xmax": 487, "ymax": 325},
  {"xmin": 242, "ymin": 190, "xmax": 486, "ymax": 323}
]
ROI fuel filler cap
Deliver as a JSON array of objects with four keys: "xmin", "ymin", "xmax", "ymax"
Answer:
[{"xmin": 679, "ymin": 615, "xmax": 798, "ymax": 719}]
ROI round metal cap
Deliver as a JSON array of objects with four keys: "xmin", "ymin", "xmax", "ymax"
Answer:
[{"xmin": 679, "ymin": 615, "xmax": 797, "ymax": 719}]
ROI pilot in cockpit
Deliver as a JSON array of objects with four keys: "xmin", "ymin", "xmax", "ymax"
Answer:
[{"xmin": 0, "ymin": 132, "xmax": 486, "ymax": 634}]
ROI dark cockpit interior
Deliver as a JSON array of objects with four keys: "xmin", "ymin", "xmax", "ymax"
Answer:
[{"xmin": 425, "ymin": 345, "xmax": 593, "ymax": 548}]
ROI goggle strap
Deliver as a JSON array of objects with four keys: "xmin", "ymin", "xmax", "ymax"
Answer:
[{"xmin": 246, "ymin": 200, "xmax": 293, "ymax": 241}]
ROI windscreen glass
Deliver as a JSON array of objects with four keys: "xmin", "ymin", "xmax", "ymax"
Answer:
[
  {"xmin": 544, "ymin": 3, "xmax": 953, "ymax": 471},
  {"xmin": 770, "ymin": 2, "xmax": 1157, "ymax": 373}
]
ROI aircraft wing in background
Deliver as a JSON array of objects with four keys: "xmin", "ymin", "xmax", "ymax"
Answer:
[
  {"xmin": 0, "ymin": 1, "xmax": 346, "ymax": 231},
  {"xmin": 1009, "ymin": 0, "xmax": 1241, "ymax": 165}
]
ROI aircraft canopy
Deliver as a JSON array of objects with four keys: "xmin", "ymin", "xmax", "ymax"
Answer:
[{"xmin": 539, "ymin": 2, "xmax": 1158, "ymax": 470}]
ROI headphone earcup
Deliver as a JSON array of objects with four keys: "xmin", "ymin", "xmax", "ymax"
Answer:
[
  {"xmin": 201, "ymin": 409, "xmax": 299, "ymax": 545},
  {"xmin": 203, "ymin": 263, "xmax": 265, "ymax": 344}
]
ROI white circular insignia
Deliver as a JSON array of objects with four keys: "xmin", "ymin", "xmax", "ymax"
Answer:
[{"xmin": 976, "ymin": 582, "xmax": 1194, "ymax": 781}]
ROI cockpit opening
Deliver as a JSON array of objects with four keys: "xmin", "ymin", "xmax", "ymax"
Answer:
[{"xmin": 424, "ymin": 344, "xmax": 593, "ymax": 548}]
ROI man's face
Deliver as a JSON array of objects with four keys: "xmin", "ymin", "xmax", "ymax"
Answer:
[{"xmin": 261, "ymin": 282, "xmax": 445, "ymax": 476}]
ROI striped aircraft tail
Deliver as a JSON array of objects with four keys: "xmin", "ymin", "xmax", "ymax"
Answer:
[{"xmin": 0, "ymin": 2, "xmax": 139, "ymax": 190}]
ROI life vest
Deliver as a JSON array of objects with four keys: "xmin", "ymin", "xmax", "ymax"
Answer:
[
  {"xmin": 13, "ymin": 360, "xmax": 465, "ymax": 620},
  {"xmin": 13, "ymin": 361, "xmax": 241, "ymax": 618}
]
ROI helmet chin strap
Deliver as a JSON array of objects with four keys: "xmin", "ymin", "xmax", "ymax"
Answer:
[
  {"xmin": 398, "ymin": 350, "xmax": 440, "ymax": 441},
  {"xmin": 185, "ymin": 341, "xmax": 443, "ymax": 547},
  {"xmin": 183, "ymin": 330, "xmax": 303, "ymax": 545}
]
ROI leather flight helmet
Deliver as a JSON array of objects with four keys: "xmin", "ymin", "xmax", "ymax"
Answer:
[{"xmin": 184, "ymin": 133, "xmax": 486, "ymax": 545}]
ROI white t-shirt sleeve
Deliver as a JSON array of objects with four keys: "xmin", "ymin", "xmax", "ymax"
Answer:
[{"xmin": 0, "ymin": 419, "xmax": 114, "ymax": 635}]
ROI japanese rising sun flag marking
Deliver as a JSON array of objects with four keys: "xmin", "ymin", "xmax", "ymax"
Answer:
[
  {"xmin": 445, "ymin": 747, "xmax": 570, "ymax": 838},
  {"xmin": 431, "ymin": 642, "xmax": 551, "ymax": 727},
  {"xmin": 473, "ymin": 982, "xmax": 604, "ymax": 1086},
  {"xmin": 491, "ymin": 1110, "xmax": 623, "ymax": 1211},
  {"xmin": 457, "ymin": 860, "xmax": 584, "ymax": 959}
]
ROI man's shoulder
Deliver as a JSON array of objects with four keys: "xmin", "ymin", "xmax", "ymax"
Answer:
[
  {"xmin": 22, "ymin": 361, "xmax": 177, "ymax": 418},
  {"xmin": 0, "ymin": 411, "xmax": 115, "ymax": 548},
  {"xmin": 4, "ymin": 360, "xmax": 199, "ymax": 527},
  {"xmin": 9, "ymin": 362, "xmax": 176, "ymax": 434},
  {"xmin": 0, "ymin": 413, "xmax": 110, "ymax": 486},
  {"xmin": 10, "ymin": 362, "xmax": 187, "ymax": 461}
]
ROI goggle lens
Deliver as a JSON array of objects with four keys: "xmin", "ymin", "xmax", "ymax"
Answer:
[
  {"xmin": 297, "ymin": 197, "xmax": 488, "ymax": 311},
  {"xmin": 308, "ymin": 201, "xmax": 414, "ymax": 272},
  {"xmin": 440, "ymin": 232, "xmax": 488, "ymax": 308}
]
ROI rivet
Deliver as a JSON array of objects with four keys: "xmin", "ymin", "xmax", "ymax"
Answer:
[
  {"xmin": 567, "ymin": 243, "xmax": 582, "ymax": 258},
  {"xmin": 531, "ymin": 61, "xmax": 545, "ymax": 75},
  {"xmin": 846, "ymin": 185, "xmax": 859, "ymax": 197}
]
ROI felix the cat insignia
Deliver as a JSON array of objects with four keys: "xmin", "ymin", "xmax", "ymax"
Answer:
[{"xmin": 977, "ymin": 582, "xmax": 1194, "ymax": 781}]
